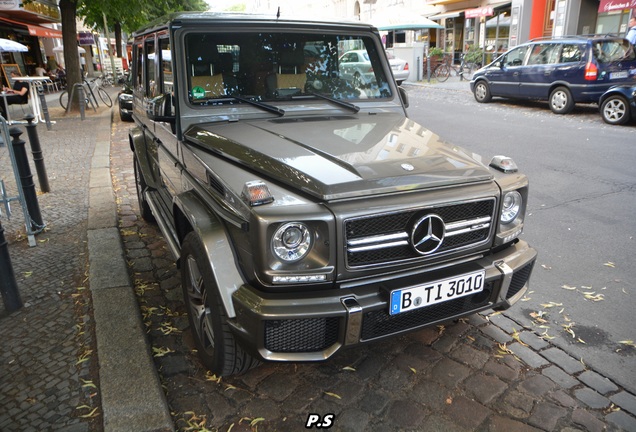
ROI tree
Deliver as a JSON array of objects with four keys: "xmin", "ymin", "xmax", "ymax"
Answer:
[{"xmin": 56, "ymin": 0, "xmax": 208, "ymax": 111}]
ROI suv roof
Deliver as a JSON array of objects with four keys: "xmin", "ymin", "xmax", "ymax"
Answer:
[{"xmin": 134, "ymin": 11, "xmax": 376, "ymax": 37}]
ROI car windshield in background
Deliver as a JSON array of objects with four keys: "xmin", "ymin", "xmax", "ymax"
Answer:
[
  {"xmin": 592, "ymin": 39, "xmax": 636, "ymax": 63},
  {"xmin": 184, "ymin": 31, "xmax": 392, "ymax": 105}
]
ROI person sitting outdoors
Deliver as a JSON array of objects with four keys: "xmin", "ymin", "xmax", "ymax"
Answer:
[
  {"xmin": 35, "ymin": 64, "xmax": 48, "ymax": 77},
  {"xmin": 0, "ymin": 71, "xmax": 29, "ymax": 119}
]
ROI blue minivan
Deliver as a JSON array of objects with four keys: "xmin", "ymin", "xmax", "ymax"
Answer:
[{"xmin": 470, "ymin": 36, "xmax": 636, "ymax": 114}]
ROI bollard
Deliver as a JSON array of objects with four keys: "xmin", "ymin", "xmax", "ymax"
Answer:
[
  {"xmin": 0, "ymin": 219, "xmax": 22, "ymax": 313},
  {"xmin": 10, "ymin": 127, "xmax": 44, "ymax": 232},
  {"xmin": 24, "ymin": 115, "xmax": 50, "ymax": 193}
]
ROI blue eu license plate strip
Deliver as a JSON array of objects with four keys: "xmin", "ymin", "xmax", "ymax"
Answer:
[{"xmin": 390, "ymin": 270, "xmax": 485, "ymax": 315}]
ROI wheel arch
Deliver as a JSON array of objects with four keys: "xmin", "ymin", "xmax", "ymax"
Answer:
[{"xmin": 174, "ymin": 190, "xmax": 244, "ymax": 318}]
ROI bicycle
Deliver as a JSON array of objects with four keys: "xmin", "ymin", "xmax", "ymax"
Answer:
[
  {"xmin": 59, "ymin": 77, "xmax": 112, "ymax": 110},
  {"xmin": 432, "ymin": 54, "xmax": 480, "ymax": 82}
]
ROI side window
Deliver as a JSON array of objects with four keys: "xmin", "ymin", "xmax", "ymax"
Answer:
[
  {"xmin": 502, "ymin": 46, "xmax": 528, "ymax": 67},
  {"xmin": 134, "ymin": 42, "xmax": 143, "ymax": 93},
  {"xmin": 159, "ymin": 38, "xmax": 172, "ymax": 95},
  {"xmin": 527, "ymin": 44, "xmax": 560, "ymax": 65},
  {"xmin": 560, "ymin": 44, "xmax": 582, "ymax": 63},
  {"xmin": 145, "ymin": 38, "xmax": 156, "ymax": 98}
]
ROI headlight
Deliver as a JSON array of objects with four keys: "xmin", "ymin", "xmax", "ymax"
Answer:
[
  {"xmin": 272, "ymin": 223, "xmax": 312, "ymax": 262},
  {"xmin": 501, "ymin": 191, "xmax": 522, "ymax": 224},
  {"xmin": 119, "ymin": 93, "xmax": 133, "ymax": 101}
]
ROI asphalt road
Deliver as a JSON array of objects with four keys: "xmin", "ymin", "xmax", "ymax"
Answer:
[{"xmin": 404, "ymin": 82, "xmax": 636, "ymax": 394}]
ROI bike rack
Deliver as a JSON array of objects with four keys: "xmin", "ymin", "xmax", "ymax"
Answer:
[{"xmin": 65, "ymin": 83, "xmax": 96, "ymax": 120}]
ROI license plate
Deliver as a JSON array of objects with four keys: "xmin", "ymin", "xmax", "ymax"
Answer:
[
  {"xmin": 610, "ymin": 71, "xmax": 628, "ymax": 80},
  {"xmin": 389, "ymin": 270, "xmax": 485, "ymax": 315}
]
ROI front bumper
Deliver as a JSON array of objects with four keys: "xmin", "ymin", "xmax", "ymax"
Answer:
[{"xmin": 230, "ymin": 240, "xmax": 537, "ymax": 362}]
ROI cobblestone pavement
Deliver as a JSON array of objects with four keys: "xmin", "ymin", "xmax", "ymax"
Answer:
[
  {"xmin": 0, "ymin": 102, "xmax": 112, "ymax": 431},
  {"xmin": 109, "ymin": 88, "xmax": 636, "ymax": 432}
]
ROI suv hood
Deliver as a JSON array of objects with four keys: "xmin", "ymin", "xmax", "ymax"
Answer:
[{"xmin": 185, "ymin": 113, "xmax": 493, "ymax": 200}]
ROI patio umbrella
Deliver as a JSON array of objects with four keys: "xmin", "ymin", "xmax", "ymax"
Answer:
[
  {"xmin": 53, "ymin": 45, "xmax": 86, "ymax": 54},
  {"xmin": 0, "ymin": 38, "xmax": 28, "ymax": 53}
]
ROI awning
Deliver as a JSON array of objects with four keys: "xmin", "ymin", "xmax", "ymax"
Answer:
[
  {"xmin": 0, "ymin": 17, "xmax": 62, "ymax": 38},
  {"xmin": 372, "ymin": 8, "xmax": 444, "ymax": 30},
  {"xmin": 598, "ymin": 0, "xmax": 636, "ymax": 12},
  {"xmin": 427, "ymin": 12, "xmax": 461, "ymax": 21}
]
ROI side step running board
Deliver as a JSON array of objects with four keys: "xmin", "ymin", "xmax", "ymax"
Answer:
[{"xmin": 144, "ymin": 190, "xmax": 181, "ymax": 261}]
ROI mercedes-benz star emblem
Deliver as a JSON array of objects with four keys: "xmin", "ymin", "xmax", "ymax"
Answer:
[{"xmin": 411, "ymin": 214, "xmax": 445, "ymax": 255}]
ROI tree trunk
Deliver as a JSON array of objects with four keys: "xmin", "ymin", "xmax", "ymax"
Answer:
[
  {"xmin": 59, "ymin": 0, "xmax": 82, "ymax": 111},
  {"xmin": 115, "ymin": 22, "xmax": 122, "ymax": 58}
]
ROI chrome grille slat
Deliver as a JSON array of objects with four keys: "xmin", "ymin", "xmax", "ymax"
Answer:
[{"xmin": 345, "ymin": 199, "xmax": 496, "ymax": 268}]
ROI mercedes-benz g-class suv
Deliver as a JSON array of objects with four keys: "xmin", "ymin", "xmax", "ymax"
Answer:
[{"xmin": 128, "ymin": 12, "xmax": 537, "ymax": 376}]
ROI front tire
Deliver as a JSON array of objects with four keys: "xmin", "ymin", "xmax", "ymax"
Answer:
[
  {"xmin": 181, "ymin": 232, "xmax": 259, "ymax": 376},
  {"xmin": 549, "ymin": 86, "xmax": 574, "ymax": 114},
  {"xmin": 601, "ymin": 95, "xmax": 630, "ymax": 125},
  {"xmin": 473, "ymin": 80, "xmax": 492, "ymax": 103},
  {"xmin": 98, "ymin": 88, "xmax": 113, "ymax": 107}
]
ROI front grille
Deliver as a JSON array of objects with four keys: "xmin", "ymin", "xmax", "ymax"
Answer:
[
  {"xmin": 506, "ymin": 261, "xmax": 535, "ymax": 299},
  {"xmin": 346, "ymin": 199, "xmax": 496, "ymax": 267},
  {"xmin": 264, "ymin": 318, "xmax": 339, "ymax": 353},
  {"xmin": 361, "ymin": 282, "xmax": 494, "ymax": 340}
]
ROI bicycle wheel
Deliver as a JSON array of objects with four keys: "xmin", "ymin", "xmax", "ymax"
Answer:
[
  {"xmin": 462, "ymin": 62, "xmax": 477, "ymax": 81},
  {"xmin": 434, "ymin": 64, "xmax": 450, "ymax": 82},
  {"xmin": 59, "ymin": 91, "xmax": 69, "ymax": 110},
  {"xmin": 97, "ymin": 87, "xmax": 112, "ymax": 107}
]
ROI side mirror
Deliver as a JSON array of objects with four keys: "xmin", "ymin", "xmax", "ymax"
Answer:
[
  {"xmin": 147, "ymin": 93, "xmax": 175, "ymax": 123},
  {"xmin": 398, "ymin": 86, "xmax": 409, "ymax": 108}
]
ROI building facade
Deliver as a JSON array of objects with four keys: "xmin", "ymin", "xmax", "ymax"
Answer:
[
  {"xmin": 248, "ymin": 0, "xmax": 636, "ymax": 68},
  {"xmin": 0, "ymin": 0, "xmax": 62, "ymax": 84}
]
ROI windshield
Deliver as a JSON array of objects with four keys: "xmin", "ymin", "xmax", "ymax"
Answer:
[{"xmin": 184, "ymin": 31, "xmax": 392, "ymax": 105}]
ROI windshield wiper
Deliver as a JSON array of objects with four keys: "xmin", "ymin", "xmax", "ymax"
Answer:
[
  {"xmin": 305, "ymin": 92, "xmax": 360, "ymax": 113},
  {"xmin": 226, "ymin": 95, "xmax": 285, "ymax": 117}
]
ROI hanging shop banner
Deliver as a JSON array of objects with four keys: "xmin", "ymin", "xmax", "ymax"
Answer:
[
  {"xmin": 465, "ymin": 7, "xmax": 494, "ymax": 19},
  {"xmin": 78, "ymin": 32, "xmax": 95, "ymax": 45},
  {"xmin": 598, "ymin": 0, "xmax": 636, "ymax": 13}
]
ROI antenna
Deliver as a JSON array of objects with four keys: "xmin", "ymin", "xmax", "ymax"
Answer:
[{"xmin": 276, "ymin": 7, "xmax": 280, "ymax": 19}]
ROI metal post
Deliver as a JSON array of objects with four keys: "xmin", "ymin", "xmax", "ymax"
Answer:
[
  {"xmin": 0, "ymin": 218, "xmax": 22, "ymax": 313},
  {"xmin": 24, "ymin": 115, "xmax": 50, "ymax": 193},
  {"xmin": 10, "ymin": 127, "xmax": 44, "ymax": 233},
  {"xmin": 36, "ymin": 85, "xmax": 52, "ymax": 131}
]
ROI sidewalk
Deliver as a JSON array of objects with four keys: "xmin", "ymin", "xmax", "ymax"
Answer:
[{"xmin": 0, "ymin": 88, "xmax": 172, "ymax": 432}]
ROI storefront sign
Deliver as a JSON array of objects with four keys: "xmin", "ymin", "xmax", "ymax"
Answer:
[
  {"xmin": 79, "ymin": 32, "xmax": 95, "ymax": 45},
  {"xmin": 598, "ymin": 0, "xmax": 636, "ymax": 13},
  {"xmin": 465, "ymin": 7, "xmax": 494, "ymax": 18}
]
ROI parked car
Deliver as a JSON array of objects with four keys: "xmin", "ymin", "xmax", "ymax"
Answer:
[
  {"xmin": 599, "ymin": 84, "xmax": 636, "ymax": 125},
  {"xmin": 471, "ymin": 35, "xmax": 636, "ymax": 114},
  {"xmin": 117, "ymin": 73, "xmax": 132, "ymax": 122},
  {"xmin": 385, "ymin": 51, "xmax": 409, "ymax": 85},
  {"xmin": 128, "ymin": 12, "xmax": 537, "ymax": 376}
]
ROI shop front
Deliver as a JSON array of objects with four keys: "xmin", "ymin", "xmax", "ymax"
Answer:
[
  {"xmin": 596, "ymin": 0, "xmax": 636, "ymax": 35},
  {"xmin": 429, "ymin": 3, "xmax": 512, "ymax": 66},
  {"xmin": 0, "ymin": 0, "xmax": 61, "ymax": 83}
]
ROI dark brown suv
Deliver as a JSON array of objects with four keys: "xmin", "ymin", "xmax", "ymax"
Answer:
[{"xmin": 129, "ymin": 12, "xmax": 537, "ymax": 376}]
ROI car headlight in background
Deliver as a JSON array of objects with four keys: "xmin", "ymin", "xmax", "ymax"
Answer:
[
  {"xmin": 272, "ymin": 222, "xmax": 312, "ymax": 262},
  {"xmin": 501, "ymin": 191, "xmax": 522, "ymax": 224}
]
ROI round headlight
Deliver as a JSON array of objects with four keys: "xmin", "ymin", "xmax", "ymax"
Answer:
[
  {"xmin": 501, "ymin": 191, "xmax": 522, "ymax": 224},
  {"xmin": 272, "ymin": 223, "xmax": 312, "ymax": 262}
]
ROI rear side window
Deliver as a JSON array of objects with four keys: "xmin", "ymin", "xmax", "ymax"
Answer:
[
  {"xmin": 560, "ymin": 44, "xmax": 583, "ymax": 63},
  {"xmin": 592, "ymin": 40, "xmax": 636, "ymax": 63}
]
